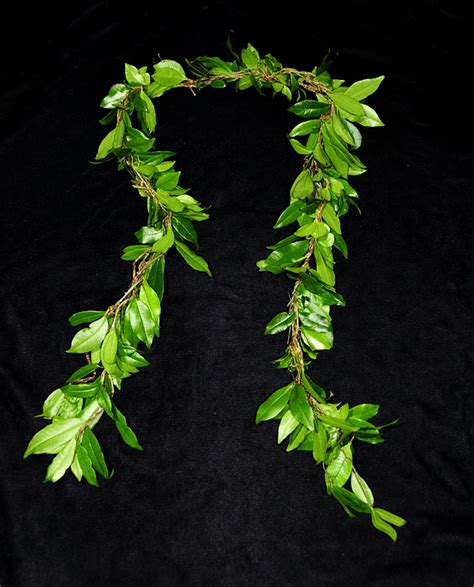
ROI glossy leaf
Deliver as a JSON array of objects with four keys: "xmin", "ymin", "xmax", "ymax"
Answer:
[
  {"xmin": 68, "ymin": 311, "xmax": 105, "ymax": 327},
  {"xmin": 82, "ymin": 428, "xmax": 109, "ymax": 479},
  {"xmin": 325, "ymin": 444, "xmax": 352, "ymax": 487},
  {"xmin": 289, "ymin": 119, "xmax": 321, "ymax": 137},
  {"xmin": 256, "ymin": 240, "xmax": 309, "ymax": 274},
  {"xmin": 290, "ymin": 169, "xmax": 314, "ymax": 199},
  {"xmin": 174, "ymin": 240, "xmax": 212, "ymax": 277},
  {"xmin": 330, "ymin": 92, "xmax": 364, "ymax": 116},
  {"xmin": 67, "ymin": 317, "xmax": 109, "ymax": 354},
  {"xmin": 277, "ymin": 410, "xmax": 300, "ymax": 444},
  {"xmin": 256, "ymin": 383, "xmax": 294, "ymax": 424},
  {"xmin": 24, "ymin": 419, "xmax": 83, "ymax": 457},
  {"xmin": 44, "ymin": 438, "xmax": 77, "ymax": 483},
  {"xmin": 375, "ymin": 508, "xmax": 407, "ymax": 528},
  {"xmin": 345, "ymin": 76, "xmax": 384, "ymax": 101},
  {"xmin": 113, "ymin": 405, "xmax": 143, "ymax": 450},
  {"xmin": 172, "ymin": 216, "xmax": 198, "ymax": 246},
  {"xmin": 318, "ymin": 413, "xmax": 359, "ymax": 432},
  {"xmin": 152, "ymin": 227, "xmax": 175, "ymax": 253},
  {"xmin": 288, "ymin": 100, "xmax": 330, "ymax": 118},
  {"xmin": 289, "ymin": 384, "xmax": 314, "ymax": 430},
  {"xmin": 371, "ymin": 510, "xmax": 398, "ymax": 542},
  {"xmin": 349, "ymin": 403, "xmax": 379, "ymax": 421},
  {"xmin": 264, "ymin": 312, "xmax": 295, "ymax": 335},
  {"xmin": 351, "ymin": 471, "xmax": 374, "ymax": 506},
  {"xmin": 273, "ymin": 200, "xmax": 306, "ymax": 228},
  {"xmin": 312, "ymin": 421, "xmax": 327, "ymax": 463},
  {"xmin": 76, "ymin": 443, "xmax": 99, "ymax": 487}
]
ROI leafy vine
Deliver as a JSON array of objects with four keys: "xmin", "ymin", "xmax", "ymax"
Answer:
[{"xmin": 24, "ymin": 41, "xmax": 406, "ymax": 540}]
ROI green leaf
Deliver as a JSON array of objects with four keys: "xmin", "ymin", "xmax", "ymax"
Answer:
[
  {"xmin": 67, "ymin": 316, "xmax": 109, "ymax": 354},
  {"xmin": 125, "ymin": 63, "xmax": 149, "ymax": 86},
  {"xmin": 288, "ymin": 138, "xmax": 312, "ymax": 155},
  {"xmin": 330, "ymin": 92, "xmax": 364, "ymax": 116},
  {"xmin": 41, "ymin": 389, "xmax": 65, "ymax": 419},
  {"xmin": 325, "ymin": 444, "xmax": 352, "ymax": 487},
  {"xmin": 24, "ymin": 418, "xmax": 83, "ymax": 457},
  {"xmin": 82, "ymin": 428, "xmax": 109, "ymax": 479},
  {"xmin": 95, "ymin": 122, "xmax": 124, "ymax": 159},
  {"xmin": 312, "ymin": 421, "xmax": 327, "ymax": 463},
  {"xmin": 121, "ymin": 245, "xmax": 149, "ymax": 261},
  {"xmin": 314, "ymin": 244, "xmax": 335, "ymax": 286},
  {"xmin": 273, "ymin": 200, "xmax": 305, "ymax": 229},
  {"xmin": 76, "ymin": 443, "xmax": 99, "ymax": 487},
  {"xmin": 255, "ymin": 383, "xmax": 294, "ymax": 424},
  {"xmin": 301, "ymin": 328, "xmax": 333, "ymax": 351},
  {"xmin": 345, "ymin": 75, "xmax": 384, "ymax": 101},
  {"xmin": 128, "ymin": 298, "xmax": 155, "ymax": 348},
  {"xmin": 156, "ymin": 171, "xmax": 181, "ymax": 191},
  {"xmin": 70, "ymin": 454, "xmax": 82, "ymax": 481},
  {"xmin": 172, "ymin": 216, "xmax": 198, "ymax": 246},
  {"xmin": 66, "ymin": 363, "xmax": 98, "ymax": 384},
  {"xmin": 147, "ymin": 256, "xmax": 165, "ymax": 300},
  {"xmin": 324, "ymin": 142, "xmax": 349, "ymax": 177},
  {"xmin": 135, "ymin": 226, "xmax": 164, "ymax": 244},
  {"xmin": 256, "ymin": 240, "xmax": 309, "ymax": 274},
  {"xmin": 241, "ymin": 43, "xmax": 260, "ymax": 67},
  {"xmin": 288, "ymin": 100, "xmax": 330, "ymax": 119},
  {"xmin": 348, "ymin": 403, "xmax": 379, "ymax": 421},
  {"xmin": 350, "ymin": 471, "xmax": 374, "ymax": 506},
  {"xmin": 100, "ymin": 83, "xmax": 129, "ymax": 109},
  {"xmin": 137, "ymin": 90, "xmax": 156, "ymax": 133},
  {"xmin": 322, "ymin": 204, "xmax": 341, "ymax": 234},
  {"xmin": 318, "ymin": 414, "xmax": 359, "ymax": 432},
  {"xmin": 294, "ymin": 220, "xmax": 318, "ymax": 237},
  {"xmin": 44, "ymin": 438, "xmax": 77, "ymax": 483},
  {"xmin": 371, "ymin": 509, "xmax": 398, "ymax": 542},
  {"xmin": 286, "ymin": 425, "xmax": 308, "ymax": 451},
  {"xmin": 374, "ymin": 508, "xmax": 407, "ymax": 528},
  {"xmin": 60, "ymin": 381, "xmax": 99, "ymax": 398},
  {"xmin": 357, "ymin": 104, "xmax": 384, "ymax": 127},
  {"xmin": 101, "ymin": 330, "xmax": 117, "ymax": 364},
  {"xmin": 113, "ymin": 405, "xmax": 143, "ymax": 450},
  {"xmin": 299, "ymin": 273, "xmax": 345, "ymax": 306},
  {"xmin": 332, "ymin": 486, "xmax": 372, "ymax": 514},
  {"xmin": 152, "ymin": 60, "xmax": 186, "ymax": 87},
  {"xmin": 68, "ymin": 310, "xmax": 105, "ymax": 327},
  {"xmin": 152, "ymin": 227, "xmax": 175, "ymax": 253},
  {"xmin": 278, "ymin": 410, "xmax": 300, "ymax": 444},
  {"xmin": 139, "ymin": 280, "xmax": 161, "ymax": 335},
  {"xmin": 290, "ymin": 169, "xmax": 314, "ymax": 199},
  {"xmin": 289, "ymin": 119, "xmax": 321, "ymax": 137},
  {"xmin": 289, "ymin": 384, "xmax": 314, "ymax": 430},
  {"xmin": 97, "ymin": 385, "xmax": 114, "ymax": 418},
  {"xmin": 345, "ymin": 121, "xmax": 362, "ymax": 149},
  {"xmin": 264, "ymin": 312, "xmax": 295, "ymax": 335},
  {"xmin": 174, "ymin": 240, "xmax": 212, "ymax": 277}
]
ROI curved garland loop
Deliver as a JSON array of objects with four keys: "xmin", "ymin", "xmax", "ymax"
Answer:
[{"xmin": 24, "ymin": 42, "xmax": 406, "ymax": 540}]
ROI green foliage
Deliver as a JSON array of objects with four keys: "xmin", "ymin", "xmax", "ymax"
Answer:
[{"xmin": 24, "ymin": 41, "xmax": 404, "ymax": 541}]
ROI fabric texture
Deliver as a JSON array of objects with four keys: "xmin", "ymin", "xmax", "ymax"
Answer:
[{"xmin": 1, "ymin": 1, "xmax": 473, "ymax": 584}]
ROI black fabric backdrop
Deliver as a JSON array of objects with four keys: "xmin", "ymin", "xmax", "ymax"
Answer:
[{"xmin": 1, "ymin": 1, "xmax": 473, "ymax": 585}]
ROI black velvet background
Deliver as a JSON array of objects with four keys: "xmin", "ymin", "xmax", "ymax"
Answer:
[{"xmin": 1, "ymin": 1, "xmax": 473, "ymax": 585}]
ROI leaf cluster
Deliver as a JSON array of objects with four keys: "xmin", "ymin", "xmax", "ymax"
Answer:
[{"xmin": 24, "ymin": 42, "xmax": 405, "ymax": 541}]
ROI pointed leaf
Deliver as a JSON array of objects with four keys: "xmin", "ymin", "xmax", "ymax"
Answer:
[
  {"xmin": 24, "ymin": 419, "xmax": 83, "ymax": 457},
  {"xmin": 350, "ymin": 471, "xmax": 374, "ymax": 506},
  {"xmin": 289, "ymin": 384, "xmax": 314, "ymax": 430},
  {"xmin": 255, "ymin": 383, "xmax": 294, "ymax": 424},
  {"xmin": 67, "ymin": 317, "xmax": 109, "ymax": 354},
  {"xmin": 174, "ymin": 240, "xmax": 212, "ymax": 276},
  {"xmin": 264, "ymin": 312, "xmax": 295, "ymax": 336},
  {"xmin": 44, "ymin": 438, "xmax": 77, "ymax": 483}
]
